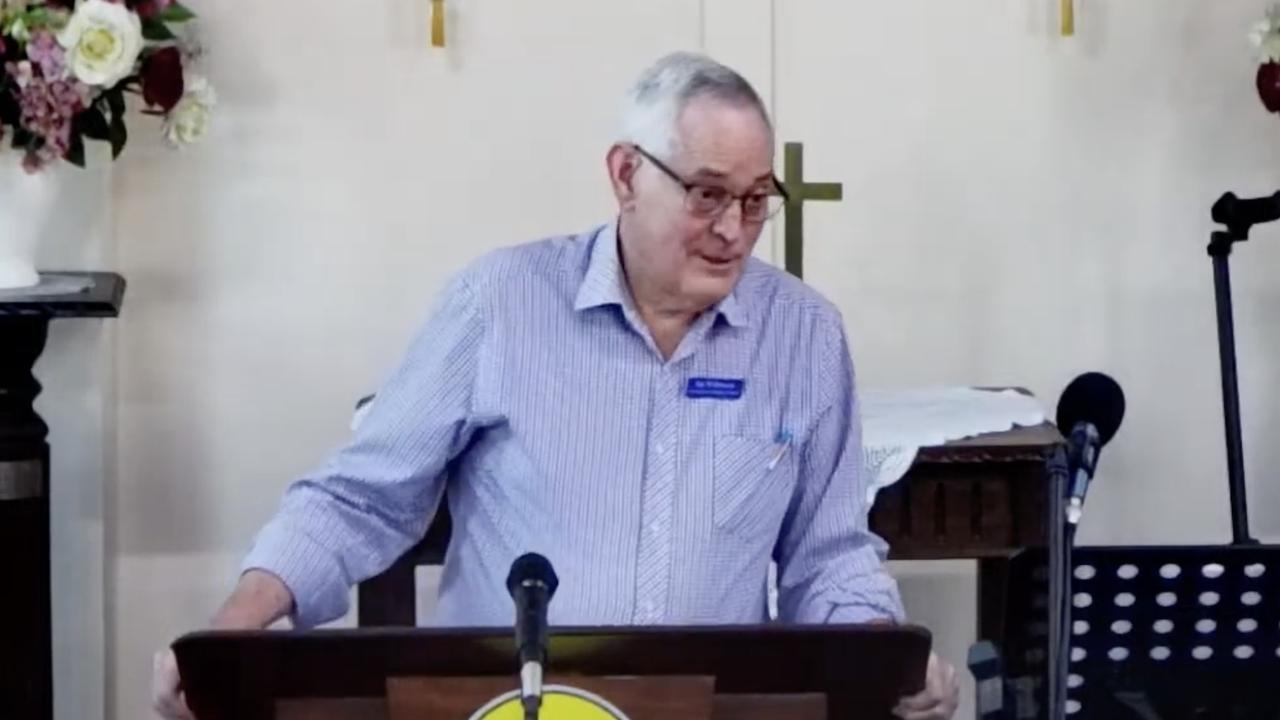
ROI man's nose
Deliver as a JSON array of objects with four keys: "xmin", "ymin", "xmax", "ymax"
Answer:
[{"xmin": 711, "ymin": 200, "xmax": 746, "ymax": 244}]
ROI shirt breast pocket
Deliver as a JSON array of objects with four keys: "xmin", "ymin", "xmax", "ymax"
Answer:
[{"xmin": 713, "ymin": 434, "xmax": 796, "ymax": 542}]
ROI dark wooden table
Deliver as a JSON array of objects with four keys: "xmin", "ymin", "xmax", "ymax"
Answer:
[
  {"xmin": 0, "ymin": 272, "xmax": 126, "ymax": 720},
  {"xmin": 869, "ymin": 422, "xmax": 1064, "ymax": 645}
]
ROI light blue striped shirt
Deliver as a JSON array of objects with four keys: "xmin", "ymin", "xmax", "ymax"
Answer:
[{"xmin": 243, "ymin": 220, "xmax": 905, "ymax": 629}]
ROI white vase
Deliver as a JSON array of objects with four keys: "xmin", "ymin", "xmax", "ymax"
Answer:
[{"xmin": 0, "ymin": 153, "xmax": 64, "ymax": 289}]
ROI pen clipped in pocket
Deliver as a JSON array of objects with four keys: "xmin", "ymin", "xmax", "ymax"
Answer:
[{"xmin": 712, "ymin": 433, "xmax": 795, "ymax": 540}]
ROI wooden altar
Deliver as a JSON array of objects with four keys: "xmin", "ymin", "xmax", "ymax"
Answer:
[{"xmin": 868, "ymin": 422, "xmax": 1063, "ymax": 644}]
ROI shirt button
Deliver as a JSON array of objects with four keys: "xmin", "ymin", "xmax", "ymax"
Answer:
[
  {"xmin": 647, "ymin": 522, "xmax": 659, "ymax": 535},
  {"xmin": 655, "ymin": 443, "xmax": 666, "ymax": 454}
]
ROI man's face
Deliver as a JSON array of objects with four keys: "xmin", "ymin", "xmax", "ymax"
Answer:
[{"xmin": 616, "ymin": 97, "xmax": 776, "ymax": 313}]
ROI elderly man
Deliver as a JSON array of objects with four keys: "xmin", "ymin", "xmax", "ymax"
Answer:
[{"xmin": 154, "ymin": 52, "xmax": 959, "ymax": 719}]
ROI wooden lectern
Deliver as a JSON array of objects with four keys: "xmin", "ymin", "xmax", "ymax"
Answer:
[{"xmin": 174, "ymin": 623, "xmax": 931, "ymax": 720}]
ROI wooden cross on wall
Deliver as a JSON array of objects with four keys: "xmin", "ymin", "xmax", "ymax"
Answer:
[{"xmin": 782, "ymin": 142, "xmax": 843, "ymax": 279}]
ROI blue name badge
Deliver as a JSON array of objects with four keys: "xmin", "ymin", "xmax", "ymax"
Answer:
[{"xmin": 685, "ymin": 377, "xmax": 745, "ymax": 400}]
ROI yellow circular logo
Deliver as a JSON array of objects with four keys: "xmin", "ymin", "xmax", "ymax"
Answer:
[{"xmin": 468, "ymin": 685, "xmax": 631, "ymax": 720}]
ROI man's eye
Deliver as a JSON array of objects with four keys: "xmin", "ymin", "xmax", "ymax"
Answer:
[{"xmin": 692, "ymin": 186, "xmax": 728, "ymax": 204}]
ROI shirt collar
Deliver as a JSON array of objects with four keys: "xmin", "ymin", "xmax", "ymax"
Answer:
[{"xmin": 573, "ymin": 220, "xmax": 748, "ymax": 329}]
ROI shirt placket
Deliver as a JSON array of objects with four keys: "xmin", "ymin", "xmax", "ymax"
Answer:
[{"xmin": 632, "ymin": 364, "xmax": 682, "ymax": 624}]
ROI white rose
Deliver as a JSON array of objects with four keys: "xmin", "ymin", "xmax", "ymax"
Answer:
[
  {"xmin": 56, "ymin": 0, "xmax": 143, "ymax": 88},
  {"xmin": 163, "ymin": 75, "xmax": 216, "ymax": 146},
  {"xmin": 1261, "ymin": 35, "xmax": 1280, "ymax": 64}
]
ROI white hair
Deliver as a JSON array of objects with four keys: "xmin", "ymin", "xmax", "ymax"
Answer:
[{"xmin": 619, "ymin": 52, "xmax": 772, "ymax": 160}]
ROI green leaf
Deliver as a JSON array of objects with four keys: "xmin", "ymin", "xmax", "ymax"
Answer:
[
  {"xmin": 141, "ymin": 18, "xmax": 176, "ymax": 41},
  {"xmin": 157, "ymin": 3, "xmax": 197, "ymax": 23},
  {"xmin": 109, "ymin": 115, "xmax": 128, "ymax": 159},
  {"xmin": 65, "ymin": 131, "xmax": 86, "ymax": 168},
  {"xmin": 5, "ymin": 15, "xmax": 29, "ymax": 41},
  {"xmin": 23, "ymin": 7, "xmax": 49, "ymax": 25},
  {"xmin": 106, "ymin": 88, "xmax": 126, "ymax": 120},
  {"xmin": 17, "ymin": 6, "xmax": 64, "ymax": 33},
  {"xmin": 77, "ymin": 107, "xmax": 110, "ymax": 142},
  {"xmin": 95, "ymin": 89, "xmax": 129, "ymax": 159}
]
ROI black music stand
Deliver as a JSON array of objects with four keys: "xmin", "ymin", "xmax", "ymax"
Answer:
[
  {"xmin": 1065, "ymin": 545, "xmax": 1280, "ymax": 718},
  {"xmin": 1002, "ymin": 544, "xmax": 1280, "ymax": 720}
]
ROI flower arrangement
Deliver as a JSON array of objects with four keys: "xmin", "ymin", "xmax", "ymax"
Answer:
[
  {"xmin": 0, "ymin": 0, "xmax": 214, "ymax": 173},
  {"xmin": 1252, "ymin": 4, "xmax": 1280, "ymax": 113}
]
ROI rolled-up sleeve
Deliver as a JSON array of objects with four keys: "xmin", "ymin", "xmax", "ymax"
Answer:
[
  {"xmin": 773, "ymin": 318, "xmax": 905, "ymax": 625},
  {"xmin": 241, "ymin": 275, "xmax": 487, "ymax": 628}
]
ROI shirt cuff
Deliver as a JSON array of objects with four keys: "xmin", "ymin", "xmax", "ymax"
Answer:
[
  {"xmin": 240, "ymin": 522, "xmax": 352, "ymax": 629},
  {"xmin": 825, "ymin": 595, "xmax": 906, "ymax": 625},
  {"xmin": 784, "ymin": 567, "xmax": 907, "ymax": 625}
]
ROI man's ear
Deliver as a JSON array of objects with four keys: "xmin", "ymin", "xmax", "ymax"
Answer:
[{"xmin": 606, "ymin": 143, "xmax": 640, "ymax": 210}]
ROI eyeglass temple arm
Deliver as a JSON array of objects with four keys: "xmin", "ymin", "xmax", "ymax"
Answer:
[{"xmin": 773, "ymin": 175, "xmax": 791, "ymax": 203}]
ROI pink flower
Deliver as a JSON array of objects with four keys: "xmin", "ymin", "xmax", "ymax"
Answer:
[
  {"xmin": 5, "ymin": 58, "xmax": 88, "ymax": 167},
  {"xmin": 9, "ymin": 58, "xmax": 34, "ymax": 88},
  {"xmin": 23, "ymin": 152, "xmax": 44, "ymax": 174},
  {"xmin": 26, "ymin": 31, "xmax": 68, "ymax": 82}
]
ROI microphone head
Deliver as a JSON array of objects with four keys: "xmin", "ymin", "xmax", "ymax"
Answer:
[
  {"xmin": 1055, "ymin": 372, "xmax": 1126, "ymax": 446},
  {"xmin": 506, "ymin": 552, "xmax": 559, "ymax": 598}
]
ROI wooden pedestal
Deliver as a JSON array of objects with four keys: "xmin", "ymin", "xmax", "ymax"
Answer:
[{"xmin": 0, "ymin": 273, "xmax": 124, "ymax": 720}]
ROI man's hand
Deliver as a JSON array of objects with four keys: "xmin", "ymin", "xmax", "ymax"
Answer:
[
  {"xmin": 152, "ymin": 649, "xmax": 194, "ymax": 720},
  {"xmin": 894, "ymin": 651, "xmax": 959, "ymax": 720},
  {"xmin": 152, "ymin": 570, "xmax": 294, "ymax": 719}
]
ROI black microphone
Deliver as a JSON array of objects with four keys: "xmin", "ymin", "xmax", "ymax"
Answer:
[
  {"xmin": 1212, "ymin": 191, "xmax": 1280, "ymax": 234},
  {"xmin": 506, "ymin": 553, "xmax": 559, "ymax": 720},
  {"xmin": 1055, "ymin": 372, "xmax": 1125, "ymax": 525}
]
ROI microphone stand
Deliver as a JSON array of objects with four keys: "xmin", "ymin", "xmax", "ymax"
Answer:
[
  {"xmin": 1207, "ymin": 192, "xmax": 1271, "ymax": 546},
  {"xmin": 1046, "ymin": 446, "xmax": 1071, "ymax": 720}
]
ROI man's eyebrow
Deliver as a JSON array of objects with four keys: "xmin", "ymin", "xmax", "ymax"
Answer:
[
  {"xmin": 689, "ymin": 168, "xmax": 776, "ymax": 185},
  {"xmin": 689, "ymin": 167, "xmax": 728, "ymax": 181}
]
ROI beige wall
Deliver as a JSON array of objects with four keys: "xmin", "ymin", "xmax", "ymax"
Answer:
[
  {"xmin": 776, "ymin": 0, "xmax": 1280, "ymax": 548},
  {"xmin": 33, "ymin": 1, "xmax": 1280, "ymax": 718},
  {"xmin": 37, "ymin": 156, "xmax": 113, "ymax": 720}
]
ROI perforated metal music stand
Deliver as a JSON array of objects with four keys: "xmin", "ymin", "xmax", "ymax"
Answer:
[
  {"xmin": 999, "ymin": 544, "xmax": 1280, "ymax": 719},
  {"xmin": 1067, "ymin": 546, "xmax": 1280, "ymax": 718}
]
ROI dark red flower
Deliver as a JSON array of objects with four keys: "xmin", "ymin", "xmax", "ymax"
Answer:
[
  {"xmin": 1257, "ymin": 62, "xmax": 1280, "ymax": 114},
  {"xmin": 141, "ymin": 47, "xmax": 184, "ymax": 112},
  {"xmin": 131, "ymin": 0, "xmax": 174, "ymax": 19}
]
